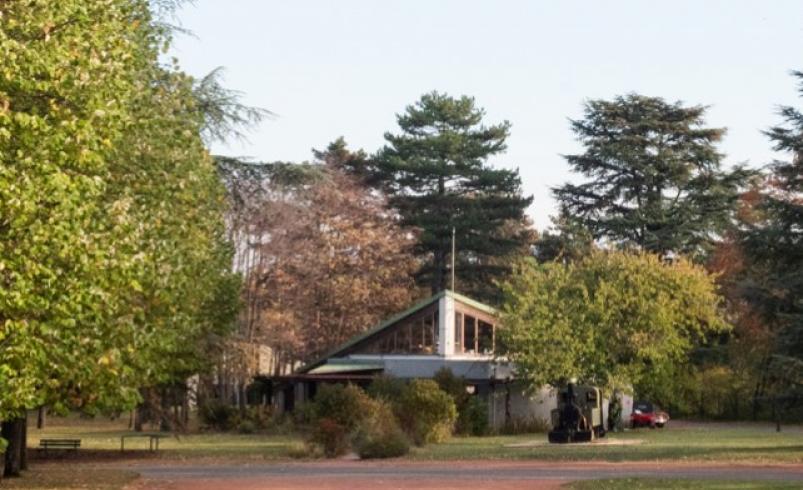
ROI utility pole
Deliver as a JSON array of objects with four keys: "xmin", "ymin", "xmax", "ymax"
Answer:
[{"xmin": 451, "ymin": 226, "xmax": 456, "ymax": 291}]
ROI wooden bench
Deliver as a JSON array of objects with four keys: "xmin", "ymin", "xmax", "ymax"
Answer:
[
  {"xmin": 38, "ymin": 438, "xmax": 81, "ymax": 454},
  {"xmin": 120, "ymin": 434, "xmax": 164, "ymax": 452}
]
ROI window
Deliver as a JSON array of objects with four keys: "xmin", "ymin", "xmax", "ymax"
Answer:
[
  {"xmin": 454, "ymin": 312, "xmax": 463, "ymax": 351},
  {"xmin": 349, "ymin": 308, "xmax": 439, "ymax": 355},
  {"xmin": 478, "ymin": 320, "xmax": 493, "ymax": 354},
  {"xmin": 463, "ymin": 315, "xmax": 476, "ymax": 354}
]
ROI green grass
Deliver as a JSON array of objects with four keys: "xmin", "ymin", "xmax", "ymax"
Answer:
[
  {"xmin": 28, "ymin": 416, "xmax": 803, "ymax": 464},
  {"xmin": 1, "ymin": 466, "xmax": 137, "ymax": 490},
  {"xmin": 567, "ymin": 478, "xmax": 802, "ymax": 489},
  {"xmin": 410, "ymin": 423, "xmax": 803, "ymax": 463},
  {"xmin": 28, "ymin": 414, "xmax": 298, "ymax": 459}
]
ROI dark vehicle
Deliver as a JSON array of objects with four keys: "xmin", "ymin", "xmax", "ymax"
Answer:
[
  {"xmin": 548, "ymin": 383, "xmax": 606, "ymax": 443},
  {"xmin": 630, "ymin": 400, "xmax": 669, "ymax": 428}
]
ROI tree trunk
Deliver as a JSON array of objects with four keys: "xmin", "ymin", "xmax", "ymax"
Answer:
[
  {"xmin": 19, "ymin": 418, "xmax": 27, "ymax": 471},
  {"xmin": 133, "ymin": 406, "xmax": 144, "ymax": 432},
  {"xmin": 36, "ymin": 407, "xmax": 46, "ymax": 430},
  {"xmin": 2, "ymin": 418, "xmax": 24, "ymax": 477}
]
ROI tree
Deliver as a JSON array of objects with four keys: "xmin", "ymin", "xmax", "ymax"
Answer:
[
  {"xmin": 0, "ymin": 0, "xmax": 239, "ymax": 468},
  {"xmin": 554, "ymin": 95, "xmax": 750, "ymax": 258},
  {"xmin": 356, "ymin": 93, "xmax": 534, "ymax": 303},
  {"xmin": 498, "ymin": 252, "xmax": 729, "ymax": 397},
  {"xmin": 222, "ymin": 159, "xmax": 419, "ymax": 367},
  {"xmin": 738, "ymin": 71, "xmax": 803, "ymax": 412}
]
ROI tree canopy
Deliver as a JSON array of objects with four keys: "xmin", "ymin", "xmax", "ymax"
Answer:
[
  {"xmin": 348, "ymin": 92, "xmax": 534, "ymax": 303},
  {"xmin": 498, "ymin": 252, "xmax": 729, "ymax": 393},
  {"xmin": 0, "ymin": 0, "xmax": 237, "ymax": 430},
  {"xmin": 554, "ymin": 95, "xmax": 750, "ymax": 258}
]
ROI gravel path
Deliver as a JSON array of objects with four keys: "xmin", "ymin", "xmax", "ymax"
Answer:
[{"xmin": 123, "ymin": 460, "xmax": 803, "ymax": 489}]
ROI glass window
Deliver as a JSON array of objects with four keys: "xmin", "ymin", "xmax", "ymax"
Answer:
[
  {"xmin": 454, "ymin": 312, "xmax": 463, "ymax": 352},
  {"xmin": 478, "ymin": 320, "xmax": 494, "ymax": 354},
  {"xmin": 464, "ymin": 315, "xmax": 476, "ymax": 354}
]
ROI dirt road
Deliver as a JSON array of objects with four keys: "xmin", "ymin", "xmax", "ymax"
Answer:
[{"xmin": 124, "ymin": 460, "xmax": 803, "ymax": 489}]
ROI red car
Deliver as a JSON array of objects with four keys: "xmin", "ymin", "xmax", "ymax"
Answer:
[{"xmin": 630, "ymin": 401, "xmax": 669, "ymax": 428}]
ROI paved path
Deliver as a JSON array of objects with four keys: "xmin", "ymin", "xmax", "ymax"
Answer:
[{"xmin": 124, "ymin": 460, "xmax": 803, "ymax": 489}]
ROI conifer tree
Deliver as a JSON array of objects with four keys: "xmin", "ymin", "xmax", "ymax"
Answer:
[
  {"xmin": 554, "ymin": 95, "xmax": 750, "ymax": 258},
  {"xmin": 741, "ymin": 72, "xmax": 803, "ymax": 398},
  {"xmin": 358, "ymin": 92, "xmax": 533, "ymax": 302}
]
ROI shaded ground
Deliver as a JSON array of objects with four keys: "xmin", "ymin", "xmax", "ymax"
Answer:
[{"xmin": 123, "ymin": 460, "xmax": 803, "ymax": 490}]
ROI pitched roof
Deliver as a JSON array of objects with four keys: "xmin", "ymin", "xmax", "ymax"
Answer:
[{"xmin": 297, "ymin": 290, "xmax": 497, "ymax": 373}]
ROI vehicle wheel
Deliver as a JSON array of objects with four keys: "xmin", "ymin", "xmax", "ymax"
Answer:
[
  {"xmin": 656, "ymin": 423, "xmax": 665, "ymax": 428},
  {"xmin": 649, "ymin": 423, "xmax": 656, "ymax": 429}
]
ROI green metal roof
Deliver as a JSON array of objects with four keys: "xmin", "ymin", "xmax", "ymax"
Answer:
[
  {"xmin": 307, "ymin": 363, "xmax": 384, "ymax": 375},
  {"xmin": 298, "ymin": 290, "xmax": 497, "ymax": 373}
]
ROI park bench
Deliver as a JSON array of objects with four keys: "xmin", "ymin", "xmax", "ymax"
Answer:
[
  {"xmin": 38, "ymin": 438, "xmax": 81, "ymax": 455},
  {"xmin": 120, "ymin": 433, "xmax": 164, "ymax": 452}
]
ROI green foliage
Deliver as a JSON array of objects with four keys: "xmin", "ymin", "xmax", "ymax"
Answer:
[
  {"xmin": 554, "ymin": 94, "xmax": 751, "ymax": 258},
  {"xmin": 351, "ymin": 399, "xmax": 410, "ymax": 459},
  {"xmin": 499, "ymin": 252, "xmax": 730, "ymax": 394},
  {"xmin": 0, "ymin": 0, "xmax": 239, "ymax": 423},
  {"xmin": 459, "ymin": 397, "xmax": 490, "ymax": 436},
  {"xmin": 198, "ymin": 399, "xmax": 238, "ymax": 431},
  {"xmin": 738, "ymin": 71, "xmax": 803, "ymax": 401},
  {"xmin": 306, "ymin": 383, "xmax": 374, "ymax": 432},
  {"xmin": 355, "ymin": 92, "xmax": 534, "ymax": 302},
  {"xmin": 432, "ymin": 367, "xmax": 487, "ymax": 435},
  {"xmin": 367, "ymin": 375, "xmax": 407, "ymax": 403},
  {"xmin": 397, "ymin": 379, "xmax": 457, "ymax": 446}
]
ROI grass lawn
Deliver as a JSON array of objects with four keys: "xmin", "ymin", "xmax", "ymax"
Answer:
[
  {"xmin": 26, "ymin": 415, "xmax": 803, "ymax": 464},
  {"xmin": 567, "ymin": 478, "xmax": 802, "ymax": 489},
  {"xmin": 410, "ymin": 422, "xmax": 803, "ymax": 463},
  {"xmin": 27, "ymin": 414, "xmax": 297, "ymax": 460}
]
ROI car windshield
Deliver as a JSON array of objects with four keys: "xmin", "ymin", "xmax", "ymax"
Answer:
[{"xmin": 634, "ymin": 401, "xmax": 654, "ymax": 412}]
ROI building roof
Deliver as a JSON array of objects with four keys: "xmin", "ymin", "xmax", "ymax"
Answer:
[{"xmin": 298, "ymin": 289, "xmax": 497, "ymax": 374}]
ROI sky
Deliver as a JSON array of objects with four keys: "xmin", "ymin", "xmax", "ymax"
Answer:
[{"xmin": 170, "ymin": 0, "xmax": 803, "ymax": 229}]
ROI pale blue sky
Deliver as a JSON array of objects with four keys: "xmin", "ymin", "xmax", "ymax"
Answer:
[{"xmin": 171, "ymin": 1, "xmax": 802, "ymax": 228}]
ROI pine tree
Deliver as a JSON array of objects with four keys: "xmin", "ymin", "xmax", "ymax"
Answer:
[
  {"xmin": 554, "ymin": 94, "xmax": 750, "ymax": 258},
  {"xmin": 741, "ymin": 72, "xmax": 803, "ymax": 397},
  {"xmin": 360, "ymin": 92, "xmax": 533, "ymax": 302}
]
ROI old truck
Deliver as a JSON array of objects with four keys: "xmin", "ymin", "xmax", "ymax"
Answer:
[{"xmin": 548, "ymin": 383, "xmax": 606, "ymax": 443}]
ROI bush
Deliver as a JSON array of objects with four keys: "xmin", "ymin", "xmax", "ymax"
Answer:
[
  {"xmin": 310, "ymin": 417, "xmax": 349, "ymax": 458},
  {"xmin": 397, "ymin": 379, "xmax": 457, "ymax": 445},
  {"xmin": 243, "ymin": 405, "xmax": 273, "ymax": 430},
  {"xmin": 352, "ymin": 400, "xmax": 410, "ymax": 459},
  {"xmin": 237, "ymin": 419, "xmax": 256, "ymax": 434},
  {"xmin": 308, "ymin": 383, "xmax": 374, "ymax": 431},
  {"xmin": 198, "ymin": 399, "xmax": 237, "ymax": 431},
  {"xmin": 458, "ymin": 397, "xmax": 489, "ymax": 436},
  {"xmin": 367, "ymin": 375, "xmax": 407, "ymax": 403}
]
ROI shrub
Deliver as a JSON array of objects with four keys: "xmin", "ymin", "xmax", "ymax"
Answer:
[
  {"xmin": 198, "ymin": 399, "xmax": 237, "ymax": 431},
  {"xmin": 458, "ymin": 397, "xmax": 489, "ymax": 436},
  {"xmin": 308, "ymin": 383, "xmax": 374, "ymax": 431},
  {"xmin": 237, "ymin": 419, "xmax": 256, "ymax": 434},
  {"xmin": 310, "ymin": 417, "xmax": 349, "ymax": 457},
  {"xmin": 243, "ymin": 405, "xmax": 273, "ymax": 430},
  {"xmin": 367, "ymin": 374, "xmax": 407, "ymax": 403},
  {"xmin": 352, "ymin": 400, "xmax": 410, "ymax": 459},
  {"xmin": 434, "ymin": 368, "xmax": 469, "ymax": 408},
  {"xmin": 397, "ymin": 379, "xmax": 457, "ymax": 445}
]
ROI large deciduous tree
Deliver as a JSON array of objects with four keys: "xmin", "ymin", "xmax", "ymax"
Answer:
[
  {"xmin": 554, "ymin": 95, "xmax": 750, "ymax": 258},
  {"xmin": 220, "ymin": 156, "xmax": 419, "ymax": 369},
  {"xmin": 498, "ymin": 252, "xmax": 729, "ymax": 397},
  {"xmin": 0, "ymin": 0, "xmax": 239, "ymax": 471},
  {"xmin": 350, "ymin": 93, "xmax": 534, "ymax": 303}
]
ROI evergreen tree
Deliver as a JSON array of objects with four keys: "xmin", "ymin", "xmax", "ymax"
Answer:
[
  {"xmin": 554, "ymin": 95, "xmax": 750, "ymax": 258},
  {"xmin": 741, "ymin": 72, "xmax": 803, "ymax": 399},
  {"xmin": 359, "ymin": 92, "xmax": 533, "ymax": 302}
]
